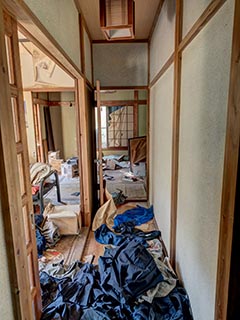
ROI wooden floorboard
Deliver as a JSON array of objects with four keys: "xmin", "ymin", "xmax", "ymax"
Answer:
[{"xmin": 40, "ymin": 227, "xmax": 89, "ymax": 266}]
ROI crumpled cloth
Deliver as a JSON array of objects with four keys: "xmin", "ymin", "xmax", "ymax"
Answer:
[
  {"xmin": 40, "ymin": 239, "xmax": 193, "ymax": 320},
  {"xmin": 98, "ymin": 238, "xmax": 164, "ymax": 302},
  {"xmin": 95, "ymin": 222, "xmax": 161, "ymax": 246},
  {"xmin": 113, "ymin": 205, "xmax": 154, "ymax": 228},
  {"xmin": 30, "ymin": 162, "xmax": 51, "ymax": 185}
]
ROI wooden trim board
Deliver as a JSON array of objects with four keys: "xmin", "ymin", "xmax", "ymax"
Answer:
[
  {"xmin": 178, "ymin": 0, "xmax": 226, "ymax": 53},
  {"xmin": 148, "ymin": 0, "xmax": 165, "ymax": 42},
  {"xmin": 3, "ymin": 0, "xmax": 83, "ymax": 79},
  {"xmin": 149, "ymin": 53, "xmax": 174, "ymax": 88},
  {"xmin": 215, "ymin": 0, "xmax": 240, "ymax": 318},
  {"xmin": 170, "ymin": 0, "xmax": 183, "ymax": 269}
]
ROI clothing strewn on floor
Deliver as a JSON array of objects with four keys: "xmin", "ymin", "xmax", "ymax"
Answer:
[
  {"xmin": 40, "ymin": 239, "xmax": 193, "ymax": 319},
  {"xmin": 40, "ymin": 204, "xmax": 193, "ymax": 319}
]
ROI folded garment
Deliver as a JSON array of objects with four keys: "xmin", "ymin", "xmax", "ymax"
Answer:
[
  {"xmin": 113, "ymin": 205, "xmax": 154, "ymax": 228},
  {"xmin": 30, "ymin": 162, "xmax": 51, "ymax": 185}
]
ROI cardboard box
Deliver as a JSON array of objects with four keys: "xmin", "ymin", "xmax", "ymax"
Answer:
[
  {"xmin": 47, "ymin": 204, "xmax": 81, "ymax": 235},
  {"xmin": 49, "ymin": 159, "xmax": 64, "ymax": 174}
]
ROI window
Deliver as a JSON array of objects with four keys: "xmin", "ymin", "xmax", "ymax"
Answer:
[{"xmin": 96, "ymin": 105, "xmax": 135, "ymax": 149}]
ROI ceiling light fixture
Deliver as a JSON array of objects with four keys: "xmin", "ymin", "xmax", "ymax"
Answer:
[{"xmin": 99, "ymin": 0, "xmax": 135, "ymax": 41}]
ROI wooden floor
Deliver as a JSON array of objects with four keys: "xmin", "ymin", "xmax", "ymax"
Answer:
[{"xmin": 40, "ymin": 202, "xmax": 159, "ymax": 267}]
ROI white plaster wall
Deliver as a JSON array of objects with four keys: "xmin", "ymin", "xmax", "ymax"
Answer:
[
  {"xmin": 0, "ymin": 201, "xmax": 14, "ymax": 319},
  {"xmin": 100, "ymin": 90, "xmax": 134, "ymax": 101},
  {"xmin": 150, "ymin": 65, "xmax": 174, "ymax": 252},
  {"xmin": 61, "ymin": 92, "xmax": 77, "ymax": 159},
  {"xmin": 150, "ymin": 0, "xmax": 175, "ymax": 82},
  {"xmin": 93, "ymin": 43, "xmax": 148, "ymax": 86},
  {"xmin": 84, "ymin": 28, "xmax": 92, "ymax": 83},
  {"xmin": 19, "ymin": 43, "xmax": 74, "ymax": 89},
  {"xmin": 182, "ymin": 0, "xmax": 212, "ymax": 37},
  {"xmin": 24, "ymin": 0, "xmax": 81, "ymax": 68},
  {"xmin": 24, "ymin": 92, "xmax": 37, "ymax": 163},
  {"xmin": 176, "ymin": 1, "xmax": 234, "ymax": 319},
  {"xmin": 50, "ymin": 106, "xmax": 63, "ymax": 156}
]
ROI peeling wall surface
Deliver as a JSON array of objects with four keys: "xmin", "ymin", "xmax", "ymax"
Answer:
[
  {"xmin": 150, "ymin": 65, "xmax": 174, "ymax": 252},
  {"xmin": 93, "ymin": 43, "xmax": 148, "ymax": 86},
  {"xmin": 19, "ymin": 38, "xmax": 74, "ymax": 89},
  {"xmin": 176, "ymin": 2, "xmax": 234, "ymax": 319},
  {"xmin": 24, "ymin": 0, "xmax": 81, "ymax": 69}
]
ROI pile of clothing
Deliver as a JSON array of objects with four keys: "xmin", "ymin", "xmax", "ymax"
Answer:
[
  {"xmin": 40, "ymin": 237, "xmax": 192, "ymax": 320},
  {"xmin": 40, "ymin": 203, "xmax": 193, "ymax": 319}
]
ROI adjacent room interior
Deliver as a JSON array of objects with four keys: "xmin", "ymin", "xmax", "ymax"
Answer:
[{"xmin": 0, "ymin": 0, "xmax": 239, "ymax": 319}]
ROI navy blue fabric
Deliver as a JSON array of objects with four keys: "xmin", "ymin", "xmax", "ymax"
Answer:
[
  {"xmin": 95, "ymin": 222, "xmax": 161, "ymax": 246},
  {"xmin": 98, "ymin": 238, "xmax": 164, "ymax": 302},
  {"xmin": 40, "ymin": 239, "xmax": 193, "ymax": 320},
  {"xmin": 113, "ymin": 205, "xmax": 154, "ymax": 228},
  {"xmin": 34, "ymin": 214, "xmax": 46, "ymax": 257},
  {"xmin": 36, "ymin": 228, "xmax": 46, "ymax": 257},
  {"xmin": 151, "ymin": 286, "xmax": 193, "ymax": 319},
  {"xmin": 94, "ymin": 224, "xmax": 125, "ymax": 246}
]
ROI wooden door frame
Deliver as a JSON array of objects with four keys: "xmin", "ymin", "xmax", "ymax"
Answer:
[
  {"xmin": 2, "ymin": 0, "xmax": 93, "ymax": 227},
  {"xmin": 0, "ymin": 1, "xmax": 93, "ymax": 319},
  {"xmin": 94, "ymin": 87, "xmax": 149, "ymax": 201},
  {"xmin": 0, "ymin": 4, "xmax": 42, "ymax": 318},
  {"xmin": 215, "ymin": 0, "xmax": 240, "ymax": 319}
]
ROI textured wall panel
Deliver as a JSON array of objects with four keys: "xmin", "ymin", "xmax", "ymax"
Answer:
[
  {"xmin": 176, "ymin": 1, "xmax": 234, "ymax": 319},
  {"xmin": 150, "ymin": 65, "xmax": 174, "ymax": 252},
  {"xmin": 93, "ymin": 43, "xmax": 148, "ymax": 86},
  {"xmin": 24, "ymin": 0, "xmax": 81, "ymax": 68},
  {"xmin": 182, "ymin": 0, "xmax": 212, "ymax": 37},
  {"xmin": 84, "ymin": 28, "xmax": 92, "ymax": 83},
  {"xmin": 150, "ymin": 0, "xmax": 175, "ymax": 82},
  {"xmin": 61, "ymin": 92, "xmax": 77, "ymax": 159}
]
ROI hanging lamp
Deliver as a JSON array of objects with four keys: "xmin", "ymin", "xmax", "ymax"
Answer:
[{"xmin": 99, "ymin": 0, "xmax": 135, "ymax": 41}]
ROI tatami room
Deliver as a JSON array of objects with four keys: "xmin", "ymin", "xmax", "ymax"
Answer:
[{"xmin": 0, "ymin": 1, "xmax": 239, "ymax": 319}]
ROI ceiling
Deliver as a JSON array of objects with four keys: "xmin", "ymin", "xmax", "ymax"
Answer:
[{"xmin": 76, "ymin": 0, "xmax": 160, "ymax": 41}]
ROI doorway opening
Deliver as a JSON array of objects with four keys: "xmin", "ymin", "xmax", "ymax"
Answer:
[
  {"xmin": 95, "ymin": 89, "xmax": 149, "ymax": 204},
  {"xmin": 18, "ymin": 29, "xmax": 89, "ymax": 267}
]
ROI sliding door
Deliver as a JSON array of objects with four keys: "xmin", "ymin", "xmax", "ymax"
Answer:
[{"xmin": 0, "ymin": 7, "xmax": 41, "ymax": 319}]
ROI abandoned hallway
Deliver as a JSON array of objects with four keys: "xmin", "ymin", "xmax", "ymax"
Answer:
[{"xmin": 0, "ymin": 0, "xmax": 240, "ymax": 319}]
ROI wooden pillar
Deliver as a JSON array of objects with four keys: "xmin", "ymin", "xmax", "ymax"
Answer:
[
  {"xmin": 215, "ymin": 0, "xmax": 240, "ymax": 318},
  {"xmin": 170, "ymin": 0, "xmax": 183, "ymax": 268},
  {"xmin": 75, "ymin": 78, "xmax": 92, "ymax": 226}
]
